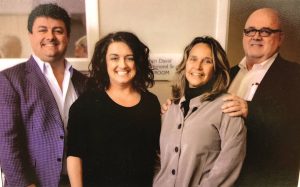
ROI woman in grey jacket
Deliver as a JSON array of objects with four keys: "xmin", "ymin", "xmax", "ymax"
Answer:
[{"xmin": 153, "ymin": 36, "xmax": 246, "ymax": 187}]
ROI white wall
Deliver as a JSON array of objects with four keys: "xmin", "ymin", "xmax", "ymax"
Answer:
[{"xmin": 99, "ymin": 0, "xmax": 218, "ymax": 54}]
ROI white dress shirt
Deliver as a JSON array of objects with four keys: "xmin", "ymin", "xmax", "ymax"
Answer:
[
  {"xmin": 228, "ymin": 53, "xmax": 278, "ymax": 101},
  {"xmin": 33, "ymin": 55, "xmax": 78, "ymax": 130}
]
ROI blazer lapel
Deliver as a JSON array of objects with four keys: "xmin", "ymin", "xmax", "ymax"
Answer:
[
  {"xmin": 251, "ymin": 55, "xmax": 284, "ymax": 103},
  {"xmin": 230, "ymin": 56, "xmax": 284, "ymax": 103},
  {"xmin": 25, "ymin": 56, "xmax": 63, "ymax": 128}
]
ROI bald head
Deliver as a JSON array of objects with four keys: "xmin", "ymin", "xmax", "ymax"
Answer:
[
  {"xmin": 243, "ymin": 8, "xmax": 284, "ymax": 69},
  {"xmin": 245, "ymin": 8, "xmax": 282, "ymax": 31}
]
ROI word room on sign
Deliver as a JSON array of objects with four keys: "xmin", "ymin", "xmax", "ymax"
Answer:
[{"xmin": 150, "ymin": 54, "xmax": 182, "ymax": 80}]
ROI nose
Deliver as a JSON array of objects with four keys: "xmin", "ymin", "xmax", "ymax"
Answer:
[
  {"xmin": 118, "ymin": 58, "xmax": 127, "ymax": 68},
  {"xmin": 196, "ymin": 61, "xmax": 203, "ymax": 70},
  {"xmin": 252, "ymin": 31, "xmax": 262, "ymax": 40},
  {"xmin": 45, "ymin": 31, "xmax": 55, "ymax": 40}
]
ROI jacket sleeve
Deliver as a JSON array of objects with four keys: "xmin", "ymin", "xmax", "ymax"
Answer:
[
  {"xmin": 200, "ymin": 115, "xmax": 246, "ymax": 187},
  {"xmin": 0, "ymin": 72, "xmax": 34, "ymax": 186}
]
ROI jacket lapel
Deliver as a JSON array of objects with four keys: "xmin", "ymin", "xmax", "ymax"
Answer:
[
  {"xmin": 251, "ymin": 55, "xmax": 284, "ymax": 103},
  {"xmin": 25, "ymin": 56, "xmax": 63, "ymax": 128},
  {"xmin": 230, "ymin": 56, "xmax": 284, "ymax": 103}
]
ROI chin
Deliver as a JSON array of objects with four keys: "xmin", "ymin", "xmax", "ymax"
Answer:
[
  {"xmin": 189, "ymin": 83, "xmax": 204, "ymax": 88},
  {"xmin": 44, "ymin": 56, "xmax": 62, "ymax": 63}
]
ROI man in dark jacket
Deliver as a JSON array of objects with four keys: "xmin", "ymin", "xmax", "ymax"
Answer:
[{"xmin": 222, "ymin": 8, "xmax": 300, "ymax": 186}]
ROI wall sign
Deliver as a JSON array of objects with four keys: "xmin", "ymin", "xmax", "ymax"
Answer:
[{"xmin": 150, "ymin": 54, "xmax": 182, "ymax": 81}]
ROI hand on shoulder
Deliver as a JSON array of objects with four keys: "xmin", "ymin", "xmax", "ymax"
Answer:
[
  {"xmin": 221, "ymin": 94, "xmax": 248, "ymax": 118},
  {"xmin": 161, "ymin": 98, "xmax": 172, "ymax": 114}
]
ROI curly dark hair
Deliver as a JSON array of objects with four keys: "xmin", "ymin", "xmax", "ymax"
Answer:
[
  {"xmin": 172, "ymin": 36, "xmax": 231, "ymax": 103},
  {"xmin": 27, "ymin": 3, "xmax": 71, "ymax": 36},
  {"xmin": 87, "ymin": 31, "xmax": 154, "ymax": 92}
]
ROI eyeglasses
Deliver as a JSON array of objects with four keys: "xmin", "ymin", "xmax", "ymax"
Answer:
[{"xmin": 243, "ymin": 28, "xmax": 282, "ymax": 37}]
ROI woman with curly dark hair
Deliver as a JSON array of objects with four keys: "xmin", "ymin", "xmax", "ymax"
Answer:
[{"xmin": 67, "ymin": 32, "xmax": 161, "ymax": 187}]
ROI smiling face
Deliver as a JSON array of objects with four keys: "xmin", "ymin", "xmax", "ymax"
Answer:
[
  {"xmin": 106, "ymin": 42, "xmax": 136, "ymax": 88},
  {"xmin": 243, "ymin": 8, "xmax": 284, "ymax": 68},
  {"xmin": 185, "ymin": 43, "xmax": 214, "ymax": 88},
  {"xmin": 29, "ymin": 16, "xmax": 69, "ymax": 63}
]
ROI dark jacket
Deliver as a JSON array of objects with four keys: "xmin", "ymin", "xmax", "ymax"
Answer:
[{"xmin": 231, "ymin": 55, "xmax": 300, "ymax": 187}]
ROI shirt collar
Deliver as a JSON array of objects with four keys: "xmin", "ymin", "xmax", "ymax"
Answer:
[
  {"xmin": 32, "ymin": 54, "xmax": 73, "ymax": 76},
  {"xmin": 238, "ymin": 53, "xmax": 278, "ymax": 70}
]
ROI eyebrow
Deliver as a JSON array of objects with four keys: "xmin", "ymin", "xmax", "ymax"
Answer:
[
  {"xmin": 37, "ymin": 26, "xmax": 64, "ymax": 30},
  {"xmin": 37, "ymin": 26, "xmax": 47, "ymax": 29},
  {"xmin": 189, "ymin": 55, "xmax": 212, "ymax": 59},
  {"xmin": 108, "ymin": 54, "xmax": 133, "ymax": 57},
  {"xmin": 245, "ymin": 26, "xmax": 278, "ymax": 30},
  {"xmin": 108, "ymin": 54, "xmax": 119, "ymax": 57}
]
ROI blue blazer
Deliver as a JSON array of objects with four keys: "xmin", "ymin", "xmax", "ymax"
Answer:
[
  {"xmin": 0, "ymin": 56, "xmax": 86, "ymax": 187},
  {"xmin": 231, "ymin": 55, "xmax": 300, "ymax": 186}
]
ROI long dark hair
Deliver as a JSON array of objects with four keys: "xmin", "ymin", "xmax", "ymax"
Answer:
[{"xmin": 87, "ymin": 31, "xmax": 154, "ymax": 92}]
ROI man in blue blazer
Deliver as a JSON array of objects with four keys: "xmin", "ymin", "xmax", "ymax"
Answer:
[
  {"xmin": 222, "ymin": 8, "xmax": 300, "ymax": 186},
  {"xmin": 0, "ymin": 4, "xmax": 86, "ymax": 187}
]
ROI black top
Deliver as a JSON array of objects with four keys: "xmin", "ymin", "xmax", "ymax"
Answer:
[{"xmin": 67, "ymin": 90, "xmax": 161, "ymax": 187}]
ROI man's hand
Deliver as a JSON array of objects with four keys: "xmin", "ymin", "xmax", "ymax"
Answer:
[
  {"xmin": 222, "ymin": 94, "xmax": 248, "ymax": 118},
  {"xmin": 161, "ymin": 98, "xmax": 172, "ymax": 114}
]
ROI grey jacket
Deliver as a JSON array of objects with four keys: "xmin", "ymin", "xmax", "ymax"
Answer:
[{"xmin": 154, "ymin": 94, "xmax": 246, "ymax": 187}]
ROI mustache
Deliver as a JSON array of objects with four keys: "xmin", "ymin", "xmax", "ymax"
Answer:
[
  {"xmin": 250, "ymin": 42, "xmax": 263, "ymax": 45},
  {"xmin": 42, "ymin": 39, "xmax": 60, "ymax": 45}
]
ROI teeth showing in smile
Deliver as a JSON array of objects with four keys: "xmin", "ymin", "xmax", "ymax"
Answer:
[
  {"xmin": 250, "ymin": 43, "xmax": 263, "ymax": 46},
  {"xmin": 191, "ymin": 72, "xmax": 204, "ymax": 76},
  {"xmin": 117, "ymin": 71, "xmax": 128, "ymax": 76},
  {"xmin": 43, "ymin": 43, "xmax": 57, "ymax": 47}
]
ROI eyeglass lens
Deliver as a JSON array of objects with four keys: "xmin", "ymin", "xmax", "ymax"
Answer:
[{"xmin": 244, "ymin": 28, "xmax": 281, "ymax": 37}]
